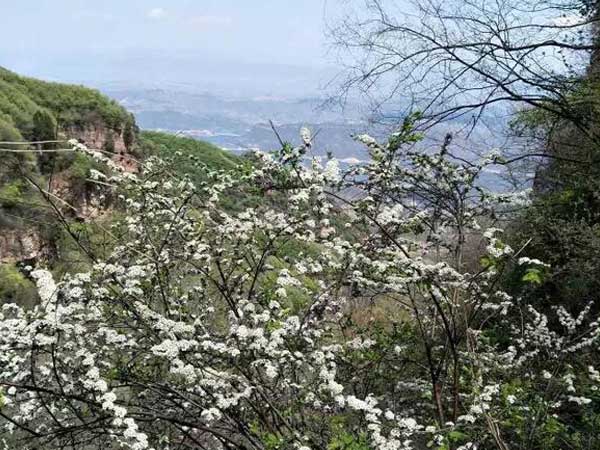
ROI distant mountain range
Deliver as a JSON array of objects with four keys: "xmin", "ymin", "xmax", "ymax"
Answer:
[
  {"xmin": 3, "ymin": 48, "xmax": 523, "ymax": 191},
  {"xmin": 3, "ymin": 51, "xmax": 518, "ymax": 172},
  {"xmin": 100, "ymin": 84, "xmax": 374, "ymax": 160}
]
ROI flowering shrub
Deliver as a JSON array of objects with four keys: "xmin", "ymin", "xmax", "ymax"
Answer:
[{"xmin": 1, "ymin": 121, "xmax": 599, "ymax": 450}]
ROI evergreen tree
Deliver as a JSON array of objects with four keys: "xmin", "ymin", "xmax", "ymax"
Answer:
[
  {"xmin": 31, "ymin": 109, "xmax": 57, "ymax": 172},
  {"xmin": 123, "ymin": 114, "xmax": 137, "ymax": 150},
  {"xmin": 31, "ymin": 109, "xmax": 56, "ymax": 148}
]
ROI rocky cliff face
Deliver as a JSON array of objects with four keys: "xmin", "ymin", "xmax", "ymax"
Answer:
[
  {"xmin": 63, "ymin": 123, "xmax": 130, "ymax": 154},
  {"xmin": 0, "ymin": 228, "xmax": 51, "ymax": 265},
  {"xmin": 64, "ymin": 121, "xmax": 139, "ymax": 172},
  {"xmin": 0, "ymin": 120, "xmax": 137, "ymax": 265},
  {"xmin": 0, "ymin": 177, "xmax": 114, "ymax": 265},
  {"xmin": 0, "ymin": 68, "xmax": 145, "ymax": 294}
]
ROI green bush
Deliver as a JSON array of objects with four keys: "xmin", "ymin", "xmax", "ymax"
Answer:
[
  {"xmin": 0, "ymin": 115, "xmax": 22, "ymax": 142},
  {"xmin": 32, "ymin": 109, "xmax": 57, "ymax": 143},
  {"xmin": 0, "ymin": 264, "xmax": 37, "ymax": 309},
  {"xmin": 0, "ymin": 181, "xmax": 24, "ymax": 208}
]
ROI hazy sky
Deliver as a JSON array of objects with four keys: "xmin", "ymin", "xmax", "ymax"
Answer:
[
  {"xmin": 2, "ymin": 0, "xmax": 328, "ymax": 62},
  {"xmin": 1, "ymin": 0, "xmax": 333, "ymax": 87}
]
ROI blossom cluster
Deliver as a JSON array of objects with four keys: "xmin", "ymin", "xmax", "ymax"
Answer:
[{"xmin": 0, "ymin": 126, "xmax": 596, "ymax": 450}]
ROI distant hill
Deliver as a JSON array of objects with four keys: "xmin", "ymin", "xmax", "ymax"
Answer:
[{"xmin": 99, "ymin": 85, "xmax": 371, "ymax": 160}]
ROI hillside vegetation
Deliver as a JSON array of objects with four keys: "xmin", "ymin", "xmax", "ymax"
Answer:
[
  {"xmin": 0, "ymin": 69, "xmax": 241, "ymax": 301},
  {"xmin": 0, "ymin": 67, "xmax": 133, "ymax": 141},
  {"xmin": 0, "ymin": 66, "xmax": 239, "ymax": 206},
  {"xmin": 140, "ymin": 130, "xmax": 240, "ymax": 172}
]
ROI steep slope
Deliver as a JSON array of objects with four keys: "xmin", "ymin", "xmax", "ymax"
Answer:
[
  {"xmin": 0, "ymin": 67, "xmax": 139, "ymax": 269},
  {"xmin": 0, "ymin": 66, "xmax": 136, "ymax": 152},
  {"xmin": 140, "ymin": 130, "xmax": 239, "ymax": 171},
  {"xmin": 0, "ymin": 69, "xmax": 241, "ymax": 299}
]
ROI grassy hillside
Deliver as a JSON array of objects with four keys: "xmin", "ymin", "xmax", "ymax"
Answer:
[{"xmin": 139, "ymin": 130, "xmax": 241, "ymax": 178}]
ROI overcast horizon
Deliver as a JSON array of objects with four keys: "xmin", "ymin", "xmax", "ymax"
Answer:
[{"xmin": 1, "ymin": 0, "xmax": 343, "ymax": 97}]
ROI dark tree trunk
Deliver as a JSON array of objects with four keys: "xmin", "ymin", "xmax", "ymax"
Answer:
[{"xmin": 588, "ymin": 0, "xmax": 600, "ymax": 79}]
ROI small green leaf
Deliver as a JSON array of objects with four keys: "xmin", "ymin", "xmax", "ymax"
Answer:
[
  {"xmin": 447, "ymin": 431, "xmax": 467, "ymax": 443},
  {"xmin": 480, "ymin": 256, "xmax": 495, "ymax": 268},
  {"xmin": 522, "ymin": 268, "xmax": 543, "ymax": 284}
]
